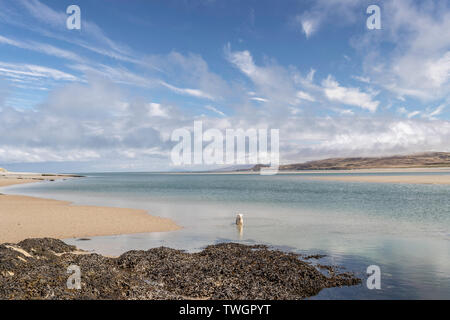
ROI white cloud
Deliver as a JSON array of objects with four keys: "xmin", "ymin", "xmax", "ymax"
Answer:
[
  {"xmin": 225, "ymin": 46, "xmax": 315, "ymax": 107},
  {"xmin": 1, "ymin": 76, "xmax": 450, "ymax": 170},
  {"xmin": 71, "ymin": 58, "xmax": 223, "ymax": 102},
  {"xmin": 292, "ymin": 0, "xmax": 361, "ymax": 39},
  {"xmin": 250, "ymin": 97, "xmax": 268, "ymax": 103},
  {"xmin": 306, "ymin": 69, "xmax": 316, "ymax": 82},
  {"xmin": 352, "ymin": 75, "xmax": 371, "ymax": 84},
  {"xmin": 0, "ymin": 147, "xmax": 101, "ymax": 163},
  {"xmin": 358, "ymin": 0, "xmax": 450, "ymax": 101},
  {"xmin": 311, "ymin": 119, "xmax": 450, "ymax": 158},
  {"xmin": 0, "ymin": 0, "xmax": 142, "ymax": 67},
  {"xmin": 148, "ymin": 103, "xmax": 170, "ymax": 118},
  {"xmin": 226, "ymin": 49, "xmax": 256, "ymax": 77},
  {"xmin": 0, "ymin": 61, "xmax": 77, "ymax": 82},
  {"xmin": 204, "ymin": 105, "xmax": 226, "ymax": 117},
  {"xmin": 426, "ymin": 52, "xmax": 450, "ymax": 87},
  {"xmin": 322, "ymin": 76, "xmax": 379, "ymax": 112},
  {"xmin": 333, "ymin": 108, "xmax": 355, "ymax": 116},
  {"xmin": 299, "ymin": 18, "xmax": 317, "ymax": 38},
  {"xmin": 160, "ymin": 81, "xmax": 215, "ymax": 100},
  {"xmin": 429, "ymin": 104, "xmax": 446, "ymax": 117},
  {"xmin": 407, "ymin": 111, "xmax": 421, "ymax": 119},
  {"xmin": 397, "ymin": 107, "xmax": 407, "ymax": 114},
  {"xmin": 422, "ymin": 104, "xmax": 446, "ymax": 120},
  {"xmin": 0, "ymin": 34, "xmax": 84, "ymax": 63},
  {"xmin": 145, "ymin": 51, "xmax": 232, "ymax": 101},
  {"xmin": 296, "ymin": 91, "xmax": 315, "ymax": 102},
  {"xmin": 0, "ymin": 77, "xmax": 182, "ymax": 166},
  {"xmin": 17, "ymin": 0, "xmax": 65, "ymax": 27}
]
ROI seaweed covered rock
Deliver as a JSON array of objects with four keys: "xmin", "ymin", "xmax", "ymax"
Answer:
[
  {"xmin": 117, "ymin": 243, "xmax": 360, "ymax": 299},
  {"xmin": 0, "ymin": 238, "xmax": 361, "ymax": 300}
]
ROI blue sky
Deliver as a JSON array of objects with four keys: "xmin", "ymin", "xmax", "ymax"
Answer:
[{"xmin": 0, "ymin": 0, "xmax": 449, "ymax": 172}]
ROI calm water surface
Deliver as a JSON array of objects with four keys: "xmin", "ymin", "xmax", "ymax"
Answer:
[{"xmin": 3, "ymin": 172, "xmax": 450, "ymax": 299}]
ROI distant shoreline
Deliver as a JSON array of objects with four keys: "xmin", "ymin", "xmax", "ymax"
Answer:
[
  {"xmin": 0, "ymin": 173, "xmax": 181, "ymax": 244},
  {"xmin": 163, "ymin": 167, "xmax": 450, "ymax": 184},
  {"xmin": 239, "ymin": 152, "xmax": 450, "ymax": 173},
  {"xmin": 306, "ymin": 174, "xmax": 450, "ymax": 185},
  {"xmin": 169, "ymin": 166, "xmax": 450, "ymax": 175}
]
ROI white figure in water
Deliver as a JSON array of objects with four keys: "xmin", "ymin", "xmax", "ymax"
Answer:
[{"xmin": 236, "ymin": 214, "xmax": 244, "ymax": 226}]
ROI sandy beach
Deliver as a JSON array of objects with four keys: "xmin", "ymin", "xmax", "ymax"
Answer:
[
  {"xmin": 0, "ymin": 173, "xmax": 181, "ymax": 244},
  {"xmin": 0, "ymin": 172, "xmax": 72, "ymax": 187}
]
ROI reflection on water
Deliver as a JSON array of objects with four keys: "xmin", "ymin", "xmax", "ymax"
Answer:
[
  {"xmin": 236, "ymin": 224, "xmax": 244, "ymax": 240},
  {"xmin": 2, "ymin": 172, "xmax": 450, "ymax": 299}
]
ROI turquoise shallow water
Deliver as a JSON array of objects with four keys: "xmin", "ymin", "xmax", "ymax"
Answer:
[{"xmin": 3, "ymin": 172, "xmax": 450, "ymax": 299}]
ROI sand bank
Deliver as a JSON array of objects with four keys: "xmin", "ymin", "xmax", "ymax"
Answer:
[
  {"xmin": 0, "ymin": 175, "xmax": 181, "ymax": 244},
  {"xmin": 310, "ymin": 174, "xmax": 450, "ymax": 185},
  {"xmin": 0, "ymin": 172, "xmax": 79, "ymax": 187},
  {"xmin": 0, "ymin": 194, "xmax": 181, "ymax": 243}
]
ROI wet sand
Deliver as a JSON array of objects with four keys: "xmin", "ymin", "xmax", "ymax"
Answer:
[{"xmin": 0, "ymin": 174, "xmax": 181, "ymax": 244}]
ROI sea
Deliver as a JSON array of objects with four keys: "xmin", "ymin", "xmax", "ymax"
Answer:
[{"xmin": 3, "ymin": 172, "xmax": 450, "ymax": 299}]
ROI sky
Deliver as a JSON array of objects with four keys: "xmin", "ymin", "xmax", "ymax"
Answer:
[{"xmin": 0, "ymin": 0, "xmax": 449, "ymax": 172}]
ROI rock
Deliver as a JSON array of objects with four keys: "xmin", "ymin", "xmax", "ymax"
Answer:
[{"xmin": 0, "ymin": 238, "xmax": 361, "ymax": 300}]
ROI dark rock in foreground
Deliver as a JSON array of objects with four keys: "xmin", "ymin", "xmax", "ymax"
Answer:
[{"xmin": 0, "ymin": 238, "xmax": 361, "ymax": 300}]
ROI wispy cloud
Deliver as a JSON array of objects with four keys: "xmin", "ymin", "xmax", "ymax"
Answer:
[
  {"xmin": 204, "ymin": 105, "xmax": 226, "ymax": 117},
  {"xmin": 250, "ymin": 97, "xmax": 268, "ymax": 103},
  {"xmin": 296, "ymin": 91, "xmax": 315, "ymax": 102},
  {"xmin": 322, "ymin": 76, "xmax": 379, "ymax": 112},
  {"xmin": 0, "ymin": 34, "xmax": 84, "ymax": 63},
  {"xmin": 422, "ymin": 104, "xmax": 446, "ymax": 120},
  {"xmin": 356, "ymin": 0, "xmax": 450, "ymax": 101},
  {"xmin": 297, "ymin": 17, "xmax": 317, "ymax": 39},
  {"xmin": 292, "ymin": 0, "xmax": 362, "ymax": 39},
  {"xmin": 3, "ymin": 0, "xmax": 142, "ymax": 66},
  {"xmin": 225, "ymin": 46, "xmax": 310, "ymax": 107},
  {"xmin": 160, "ymin": 81, "xmax": 215, "ymax": 100},
  {"xmin": 0, "ymin": 61, "xmax": 77, "ymax": 82}
]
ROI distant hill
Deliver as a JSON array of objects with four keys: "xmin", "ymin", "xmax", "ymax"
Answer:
[
  {"xmin": 245, "ymin": 152, "xmax": 450, "ymax": 171},
  {"xmin": 0, "ymin": 168, "xmax": 7, "ymax": 173}
]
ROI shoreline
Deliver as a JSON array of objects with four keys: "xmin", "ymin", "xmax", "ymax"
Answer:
[
  {"xmin": 166, "ymin": 166, "xmax": 450, "ymax": 175},
  {"xmin": 166, "ymin": 167, "xmax": 450, "ymax": 184},
  {"xmin": 306, "ymin": 174, "xmax": 450, "ymax": 184},
  {"xmin": 0, "ymin": 173, "xmax": 181, "ymax": 244},
  {"xmin": 0, "ymin": 172, "xmax": 81, "ymax": 187}
]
